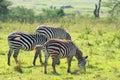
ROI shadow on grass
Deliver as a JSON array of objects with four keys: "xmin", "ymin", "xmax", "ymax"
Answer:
[
  {"xmin": 44, "ymin": 71, "xmax": 61, "ymax": 76},
  {"xmin": 22, "ymin": 65, "xmax": 34, "ymax": 68},
  {"xmin": 71, "ymin": 70, "xmax": 84, "ymax": 75},
  {"xmin": 70, "ymin": 69, "xmax": 92, "ymax": 75},
  {"xmin": 87, "ymin": 64, "xmax": 98, "ymax": 69},
  {"xmin": 22, "ymin": 64, "xmax": 44, "ymax": 68},
  {"xmin": 14, "ymin": 65, "xmax": 23, "ymax": 73}
]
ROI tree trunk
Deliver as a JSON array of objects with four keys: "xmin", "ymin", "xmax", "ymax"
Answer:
[{"xmin": 94, "ymin": 0, "xmax": 101, "ymax": 18}]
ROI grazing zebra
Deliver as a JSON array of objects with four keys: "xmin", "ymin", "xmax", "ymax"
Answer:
[
  {"xmin": 36, "ymin": 25, "xmax": 71, "ymax": 40},
  {"xmin": 43, "ymin": 39, "xmax": 88, "ymax": 74},
  {"xmin": 7, "ymin": 32, "xmax": 47, "ymax": 66},
  {"xmin": 36, "ymin": 25, "xmax": 72, "ymax": 65}
]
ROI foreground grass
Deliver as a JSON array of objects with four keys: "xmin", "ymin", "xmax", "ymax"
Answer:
[{"xmin": 0, "ymin": 18, "xmax": 120, "ymax": 80}]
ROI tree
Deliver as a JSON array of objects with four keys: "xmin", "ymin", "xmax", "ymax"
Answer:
[
  {"xmin": 0, "ymin": 0, "xmax": 12, "ymax": 21},
  {"xmin": 93, "ymin": 0, "xmax": 101, "ymax": 18},
  {"xmin": 103, "ymin": 0, "xmax": 120, "ymax": 17},
  {"xmin": 0, "ymin": 0, "xmax": 12, "ymax": 14},
  {"xmin": 8, "ymin": 6, "xmax": 35, "ymax": 23}
]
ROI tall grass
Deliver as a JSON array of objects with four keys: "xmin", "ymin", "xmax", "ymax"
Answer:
[{"xmin": 0, "ymin": 17, "xmax": 120, "ymax": 80}]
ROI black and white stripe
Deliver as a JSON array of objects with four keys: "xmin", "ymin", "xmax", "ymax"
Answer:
[
  {"xmin": 36, "ymin": 26, "xmax": 71, "ymax": 40},
  {"xmin": 7, "ymin": 32, "xmax": 47, "ymax": 66},
  {"xmin": 43, "ymin": 39, "xmax": 88, "ymax": 74}
]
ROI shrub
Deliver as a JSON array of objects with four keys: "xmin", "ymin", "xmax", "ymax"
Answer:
[
  {"xmin": 36, "ymin": 8, "xmax": 65, "ymax": 22},
  {"xmin": 8, "ymin": 6, "xmax": 35, "ymax": 23}
]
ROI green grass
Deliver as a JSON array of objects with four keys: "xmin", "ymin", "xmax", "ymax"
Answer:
[{"xmin": 0, "ymin": 17, "xmax": 120, "ymax": 80}]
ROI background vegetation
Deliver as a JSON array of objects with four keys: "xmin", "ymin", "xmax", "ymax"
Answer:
[{"xmin": 0, "ymin": 0, "xmax": 120, "ymax": 80}]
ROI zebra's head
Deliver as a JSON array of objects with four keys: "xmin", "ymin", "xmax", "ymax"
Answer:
[
  {"xmin": 76, "ymin": 48, "xmax": 88, "ymax": 72},
  {"xmin": 78, "ymin": 56, "xmax": 88, "ymax": 72}
]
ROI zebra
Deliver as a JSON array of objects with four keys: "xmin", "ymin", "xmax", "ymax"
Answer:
[
  {"xmin": 36, "ymin": 25, "xmax": 71, "ymax": 40},
  {"xmin": 7, "ymin": 32, "xmax": 47, "ymax": 66},
  {"xmin": 43, "ymin": 39, "xmax": 88, "ymax": 74},
  {"xmin": 36, "ymin": 25, "xmax": 72, "ymax": 65}
]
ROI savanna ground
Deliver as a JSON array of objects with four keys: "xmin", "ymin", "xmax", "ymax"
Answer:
[{"xmin": 0, "ymin": 17, "xmax": 120, "ymax": 80}]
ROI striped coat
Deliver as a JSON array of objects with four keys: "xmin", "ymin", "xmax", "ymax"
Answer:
[
  {"xmin": 7, "ymin": 32, "xmax": 47, "ymax": 65},
  {"xmin": 43, "ymin": 39, "xmax": 88, "ymax": 74},
  {"xmin": 36, "ymin": 26, "xmax": 71, "ymax": 40}
]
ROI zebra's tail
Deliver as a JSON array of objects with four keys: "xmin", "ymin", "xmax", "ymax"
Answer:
[
  {"xmin": 8, "ymin": 34, "xmax": 21, "ymax": 41},
  {"xmin": 34, "ymin": 45, "xmax": 43, "ymax": 52}
]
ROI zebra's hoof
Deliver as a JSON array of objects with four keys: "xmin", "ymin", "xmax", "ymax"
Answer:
[
  {"xmin": 8, "ymin": 63, "xmax": 10, "ymax": 66},
  {"xmin": 41, "ymin": 63, "xmax": 44, "ymax": 66},
  {"xmin": 56, "ymin": 63, "xmax": 60, "ymax": 65},
  {"xmin": 44, "ymin": 72, "xmax": 47, "ymax": 74},
  {"xmin": 56, "ymin": 61, "xmax": 60, "ymax": 65},
  {"xmin": 67, "ymin": 70, "xmax": 71, "ymax": 73},
  {"xmin": 33, "ymin": 63, "xmax": 36, "ymax": 66},
  {"xmin": 52, "ymin": 72, "xmax": 59, "ymax": 75}
]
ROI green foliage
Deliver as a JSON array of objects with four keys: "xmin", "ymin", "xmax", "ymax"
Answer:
[
  {"xmin": 0, "ymin": 0, "xmax": 12, "ymax": 21},
  {"xmin": 43, "ymin": 8, "xmax": 65, "ymax": 18},
  {"xmin": 37, "ymin": 8, "xmax": 65, "ymax": 23},
  {"xmin": 103, "ymin": 0, "xmax": 120, "ymax": 18},
  {"xmin": 8, "ymin": 6, "xmax": 35, "ymax": 23},
  {"xmin": 0, "ymin": 0, "xmax": 12, "ymax": 14}
]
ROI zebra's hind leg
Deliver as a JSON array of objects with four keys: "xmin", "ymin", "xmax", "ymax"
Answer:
[
  {"xmin": 38, "ymin": 51, "xmax": 44, "ymax": 65},
  {"xmin": 13, "ymin": 49, "xmax": 20, "ymax": 64},
  {"xmin": 33, "ymin": 46, "xmax": 43, "ymax": 66},
  {"xmin": 8, "ymin": 48, "xmax": 13, "ymax": 66},
  {"xmin": 44, "ymin": 55, "xmax": 49, "ymax": 74},
  {"xmin": 56, "ymin": 58, "xmax": 60, "ymax": 65}
]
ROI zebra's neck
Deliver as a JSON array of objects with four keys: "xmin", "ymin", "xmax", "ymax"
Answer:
[{"xmin": 75, "ymin": 47, "xmax": 83, "ymax": 61}]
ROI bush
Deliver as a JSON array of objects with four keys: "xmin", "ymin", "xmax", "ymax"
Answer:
[
  {"xmin": 36, "ymin": 8, "xmax": 65, "ymax": 22},
  {"xmin": 42, "ymin": 8, "xmax": 65, "ymax": 18},
  {"xmin": 8, "ymin": 6, "xmax": 35, "ymax": 23}
]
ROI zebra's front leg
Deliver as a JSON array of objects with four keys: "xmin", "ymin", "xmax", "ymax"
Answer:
[
  {"xmin": 67, "ymin": 56, "xmax": 73, "ymax": 73},
  {"xmin": 8, "ymin": 48, "xmax": 13, "ymax": 66},
  {"xmin": 13, "ymin": 49, "xmax": 20, "ymax": 64}
]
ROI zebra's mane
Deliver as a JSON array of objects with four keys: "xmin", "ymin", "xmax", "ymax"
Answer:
[
  {"xmin": 75, "ymin": 46, "xmax": 83, "ymax": 60},
  {"xmin": 37, "ymin": 25, "xmax": 65, "ymax": 30},
  {"xmin": 48, "ymin": 38, "xmax": 72, "ymax": 43}
]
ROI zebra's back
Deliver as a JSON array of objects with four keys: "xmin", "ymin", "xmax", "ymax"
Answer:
[
  {"xmin": 8, "ymin": 32, "xmax": 47, "ymax": 51},
  {"xmin": 8, "ymin": 32, "xmax": 36, "ymax": 50},
  {"xmin": 44, "ymin": 39, "xmax": 76, "ymax": 58},
  {"xmin": 36, "ymin": 26, "xmax": 71, "ymax": 40}
]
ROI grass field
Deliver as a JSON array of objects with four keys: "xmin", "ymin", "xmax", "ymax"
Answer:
[{"xmin": 0, "ymin": 17, "xmax": 120, "ymax": 80}]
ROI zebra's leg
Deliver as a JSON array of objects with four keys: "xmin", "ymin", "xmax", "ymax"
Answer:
[
  {"xmin": 38, "ymin": 50, "xmax": 44, "ymax": 65},
  {"xmin": 13, "ymin": 49, "xmax": 20, "ymax": 64},
  {"xmin": 33, "ymin": 46, "xmax": 42, "ymax": 66},
  {"xmin": 56, "ymin": 57, "xmax": 60, "ymax": 65},
  {"xmin": 51, "ymin": 55, "xmax": 58, "ymax": 74},
  {"xmin": 67, "ymin": 56, "xmax": 73, "ymax": 73},
  {"xmin": 44, "ymin": 50, "xmax": 49, "ymax": 74},
  {"xmin": 8, "ymin": 48, "xmax": 13, "ymax": 66}
]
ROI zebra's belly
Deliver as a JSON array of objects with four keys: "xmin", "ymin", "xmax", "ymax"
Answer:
[{"xmin": 21, "ymin": 46, "xmax": 34, "ymax": 51}]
